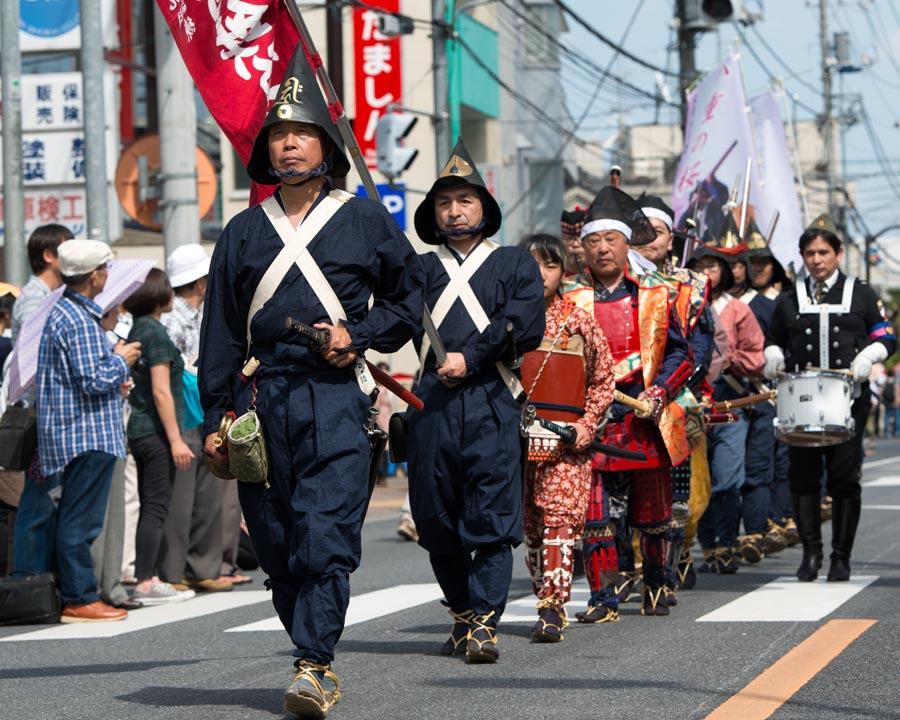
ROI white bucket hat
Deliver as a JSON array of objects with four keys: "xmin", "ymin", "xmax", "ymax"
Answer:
[{"xmin": 167, "ymin": 244, "xmax": 210, "ymax": 288}]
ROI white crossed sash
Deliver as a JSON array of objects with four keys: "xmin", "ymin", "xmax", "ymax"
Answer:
[
  {"xmin": 796, "ymin": 275, "xmax": 855, "ymax": 369},
  {"xmin": 419, "ymin": 242, "xmax": 523, "ymax": 399},
  {"xmin": 247, "ymin": 190, "xmax": 376, "ymax": 395}
]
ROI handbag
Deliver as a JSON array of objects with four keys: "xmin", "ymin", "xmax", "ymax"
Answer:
[
  {"xmin": 0, "ymin": 572, "xmax": 62, "ymax": 625},
  {"xmin": 0, "ymin": 405, "xmax": 37, "ymax": 472}
]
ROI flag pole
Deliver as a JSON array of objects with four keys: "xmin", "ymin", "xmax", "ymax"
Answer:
[{"xmin": 282, "ymin": 0, "xmax": 381, "ymax": 200}]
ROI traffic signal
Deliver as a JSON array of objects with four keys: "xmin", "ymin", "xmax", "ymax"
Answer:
[
  {"xmin": 376, "ymin": 111, "xmax": 418, "ymax": 179},
  {"xmin": 701, "ymin": 0, "xmax": 742, "ymax": 22}
]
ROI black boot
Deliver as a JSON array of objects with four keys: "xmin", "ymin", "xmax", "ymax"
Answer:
[
  {"xmin": 827, "ymin": 495, "xmax": 861, "ymax": 582},
  {"xmin": 793, "ymin": 494, "xmax": 823, "ymax": 582}
]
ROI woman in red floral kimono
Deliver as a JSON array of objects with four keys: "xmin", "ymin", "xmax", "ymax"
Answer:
[{"xmin": 519, "ymin": 234, "xmax": 615, "ymax": 642}]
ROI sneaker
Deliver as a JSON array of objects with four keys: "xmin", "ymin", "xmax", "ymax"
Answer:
[
  {"xmin": 575, "ymin": 604, "xmax": 619, "ymax": 624},
  {"xmin": 133, "ymin": 580, "xmax": 196, "ymax": 605},
  {"xmin": 440, "ymin": 609, "xmax": 474, "ymax": 656},
  {"xmin": 284, "ymin": 661, "xmax": 341, "ymax": 718},
  {"xmin": 466, "ymin": 612, "xmax": 499, "ymax": 664},
  {"xmin": 396, "ymin": 517, "xmax": 418, "ymax": 542}
]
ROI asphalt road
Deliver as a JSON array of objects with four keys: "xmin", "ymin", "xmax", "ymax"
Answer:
[{"xmin": 2, "ymin": 440, "xmax": 899, "ymax": 720}]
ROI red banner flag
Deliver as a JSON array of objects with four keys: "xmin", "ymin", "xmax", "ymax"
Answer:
[{"xmin": 156, "ymin": 0, "xmax": 300, "ymax": 197}]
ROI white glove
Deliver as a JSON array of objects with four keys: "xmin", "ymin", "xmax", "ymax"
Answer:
[
  {"xmin": 850, "ymin": 343, "xmax": 888, "ymax": 383},
  {"xmin": 763, "ymin": 345, "xmax": 785, "ymax": 380}
]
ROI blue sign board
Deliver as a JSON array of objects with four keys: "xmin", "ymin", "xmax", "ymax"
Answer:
[
  {"xmin": 356, "ymin": 183, "xmax": 406, "ymax": 231},
  {"xmin": 20, "ymin": 0, "xmax": 80, "ymax": 38}
]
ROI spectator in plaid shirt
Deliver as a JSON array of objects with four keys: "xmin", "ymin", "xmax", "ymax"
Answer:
[{"xmin": 36, "ymin": 240, "xmax": 142, "ymax": 622}]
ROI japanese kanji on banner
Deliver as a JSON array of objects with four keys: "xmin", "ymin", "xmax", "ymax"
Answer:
[
  {"xmin": 155, "ymin": 0, "xmax": 300, "ymax": 165},
  {"xmin": 671, "ymin": 51, "xmax": 767, "ymax": 242},
  {"xmin": 353, "ymin": 0, "xmax": 402, "ymax": 169}
]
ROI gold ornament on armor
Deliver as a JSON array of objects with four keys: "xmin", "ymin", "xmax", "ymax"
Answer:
[{"xmin": 279, "ymin": 77, "xmax": 303, "ymax": 104}]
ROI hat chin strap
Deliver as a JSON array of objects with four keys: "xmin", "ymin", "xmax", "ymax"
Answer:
[
  {"xmin": 270, "ymin": 160, "xmax": 329, "ymax": 186},
  {"xmin": 436, "ymin": 219, "xmax": 487, "ymax": 239}
]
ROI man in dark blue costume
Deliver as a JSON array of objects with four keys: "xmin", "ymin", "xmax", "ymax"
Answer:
[
  {"xmin": 198, "ymin": 44, "xmax": 423, "ymax": 718},
  {"xmin": 407, "ymin": 139, "xmax": 544, "ymax": 664}
]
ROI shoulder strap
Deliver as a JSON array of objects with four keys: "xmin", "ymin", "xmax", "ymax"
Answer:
[
  {"xmin": 248, "ymin": 191, "xmax": 351, "ymax": 347},
  {"xmin": 420, "ymin": 242, "xmax": 522, "ymax": 400}
]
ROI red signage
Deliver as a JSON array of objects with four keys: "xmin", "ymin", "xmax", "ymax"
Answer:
[{"xmin": 353, "ymin": 0, "xmax": 402, "ymax": 169}]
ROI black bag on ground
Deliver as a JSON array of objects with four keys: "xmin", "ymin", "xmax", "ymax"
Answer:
[
  {"xmin": 0, "ymin": 572, "xmax": 62, "ymax": 625},
  {"xmin": 0, "ymin": 405, "xmax": 37, "ymax": 472}
]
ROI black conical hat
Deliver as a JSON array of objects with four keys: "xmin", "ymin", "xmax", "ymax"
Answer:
[
  {"xmin": 246, "ymin": 42, "xmax": 350, "ymax": 184},
  {"xmin": 637, "ymin": 194, "xmax": 674, "ymax": 229},
  {"xmin": 745, "ymin": 216, "xmax": 772, "ymax": 259},
  {"xmin": 414, "ymin": 138, "xmax": 501, "ymax": 244},
  {"xmin": 581, "ymin": 186, "xmax": 655, "ymax": 246}
]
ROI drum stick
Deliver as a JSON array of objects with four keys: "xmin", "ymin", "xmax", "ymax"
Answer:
[
  {"xmin": 712, "ymin": 390, "xmax": 777, "ymax": 412},
  {"xmin": 803, "ymin": 367, "xmax": 854, "ymax": 377}
]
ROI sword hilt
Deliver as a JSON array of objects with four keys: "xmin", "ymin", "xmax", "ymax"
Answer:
[{"xmin": 285, "ymin": 316, "xmax": 332, "ymax": 353}]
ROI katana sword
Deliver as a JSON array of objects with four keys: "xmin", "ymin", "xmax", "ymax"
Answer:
[
  {"xmin": 523, "ymin": 406, "xmax": 649, "ymax": 462},
  {"xmin": 285, "ymin": 316, "xmax": 424, "ymax": 411},
  {"xmin": 422, "ymin": 306, "xmax": 448, "ymax": 366}
]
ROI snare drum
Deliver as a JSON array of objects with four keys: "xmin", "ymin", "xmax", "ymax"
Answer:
[{"xmin": 774, "ymin": 370, "xmax": 855, "ymax": 447}]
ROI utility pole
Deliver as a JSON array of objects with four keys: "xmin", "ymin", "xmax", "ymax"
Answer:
[
  {"xmin": 676, "ymin": 0, "xmax": 699, "ymax": 133},
  {"xmin": 819, "ymin": 0, "xmax": 837, "ymax": 224},
  {"xmin": 1, "ymin": 0, "xmax": 28, "ymax": 283},
  {"xmin": 80, "ymin": 0, "xmax": 111, "ymax": 241},
  {"xmin": 433, "ymin": 0, "xmax": 451, "ymax": 169},
  {"xmin": 326, "ymin": 0, "xmax": 346, "ymax": 190},
  {"xmin": 154, "ymin": 3, "xmax": 199, "ymax": 255}
]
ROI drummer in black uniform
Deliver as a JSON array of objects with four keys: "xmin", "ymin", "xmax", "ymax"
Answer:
[{"xmin": 763, "ymin": 213, "xmax": 896, "ymax": 583}]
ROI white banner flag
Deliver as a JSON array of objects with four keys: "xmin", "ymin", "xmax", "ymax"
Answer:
[
  {"xmin": 672, "ymin": 51, "xmax": 766, "ymax": 242},
  {"xmin": 750, "ymin": 91, "xmax": 804, "ymax": 271}
]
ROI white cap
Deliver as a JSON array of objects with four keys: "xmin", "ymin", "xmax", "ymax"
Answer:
[
  {"xmin": 167, "ymin": 244, "xmax": 210, "ymax": 288},
  {"xmin": 59, "ymin": 240, "xmax": 114, "ymax": 277}
]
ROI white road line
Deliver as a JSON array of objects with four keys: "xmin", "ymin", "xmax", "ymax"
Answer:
[
  {"xmin": 862, "ymin": 504, "xmax": 900, "ymax": 510},
  {"xmin": 499, "ymin": 581, "xmax": 591, "ymax": 624},
  {"xmin": 696, "ymin": 575, "xmax": 877, "ymax": 623},
  {"xmin": 225, "ymin": 583, "xmax": 444, "ymax": 633},
  {"xmin": 862, "ymin": 475, "xmax": 900, "ymax": 487},
  {"xmin": 862, "ymin": 455, "xmax": 900, "ymax": 471},
  {"xmin": 1, "ymin": 591, "xmax": 271, "ymax": 642}
]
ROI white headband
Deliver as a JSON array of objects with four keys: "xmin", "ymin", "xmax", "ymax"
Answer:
[
  {"xmin": 580, "ymin": 219, "xmax": 632, "ymax": 241},
  {"xmin": 640, "ymin": 207, "xmax": 673, "ymax": 230}
]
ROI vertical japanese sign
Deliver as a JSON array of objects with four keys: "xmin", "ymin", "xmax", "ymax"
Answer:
[
  {"xmin": 353, "ymin": 1, "xmax": 402, "ymax": 169},
  {"xmin": 671, "ymin": 51, "xmax": 766, "ymax": 242},
  {"xmin": 0, "ymin": 73, "xmax": 119, "ymax": 239}
]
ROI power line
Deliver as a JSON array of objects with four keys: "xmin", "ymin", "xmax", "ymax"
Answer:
[
  {"xmin": 505, "ymin": 0, "xmax": 647, "ymax": 215},
  {"xmin": 747, "ymin": 23, "xmax": 823, "ymax": 98},
  {"xmin": 553, "ymin": 0, "xmax": 679, "ymax": 78},
  {"xmin": 498, "ymin": 0, "xmax": 676, "ymax": 106}
]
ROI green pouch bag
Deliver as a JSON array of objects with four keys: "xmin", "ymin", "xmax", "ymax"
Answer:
[{"xmin": 227, "ymin": 410, "xmax": 270, "ymax": 484}]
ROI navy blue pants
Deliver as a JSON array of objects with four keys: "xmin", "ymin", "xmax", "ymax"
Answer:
[
  {"xmin": 741, "ymin": 401, "xmax": 775, "ymax": 535},
  {"xmin": 238, "ymin": 370, "xmax": 371, "ymax": 666},
  {"xmin": 408, "ymin": 380, "xmax": 523, "ymax": 618}
]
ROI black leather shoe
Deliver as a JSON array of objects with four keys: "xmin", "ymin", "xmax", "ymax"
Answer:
[
  {"xmin": 797, "ymin": 550, "xmax": 823, "ymax": 582},
  {"xmin": 115, "ymin": 598, "xmax": 144, "ymax": 611},
  {"xmin": 827, "ymin": 555, "xmax": 851, "ymax": 582}
]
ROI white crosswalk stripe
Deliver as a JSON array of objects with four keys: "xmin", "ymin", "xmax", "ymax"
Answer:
[
  {"xmin": 225, "ymin": 583, "xmax": 444, "ymax": 633},
  {"xmin": 696, "ymin": 575, "xmax": 877, "ymax": 622}
]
